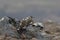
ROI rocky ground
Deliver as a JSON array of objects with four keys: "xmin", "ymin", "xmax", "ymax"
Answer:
[{"xmin": 0, "ymin": 17, "xmax": 60, "ymax": 40}]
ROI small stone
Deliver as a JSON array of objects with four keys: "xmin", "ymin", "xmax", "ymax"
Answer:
[
  {"xmin": 0, "ymin": 35, "xmax": 5, "ymax": 40},
  {"xmin": 10, "ymin": 38, "xmax": 18, "ymax": 40},
  {"xmin": 31, "ymin": 38, "xmax": 38, "ymax": 40},
  {"xmin": 52, "ymin": 36, "xmax": 60, "ymax": 40},
  {"xmin": 20, "ymin": 34, "xmax": 26, "ymax": 39}
]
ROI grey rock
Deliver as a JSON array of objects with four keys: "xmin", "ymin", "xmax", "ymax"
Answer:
[{"xmin": 0, "ymin": 16, "xmax": 19, "ymax": 38}]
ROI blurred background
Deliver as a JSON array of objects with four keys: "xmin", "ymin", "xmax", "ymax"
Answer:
[{"xmin": 0, "ymin": 0, "xmax": 60, "ymax": 22}]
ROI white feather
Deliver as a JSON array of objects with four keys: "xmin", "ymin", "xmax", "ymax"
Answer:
[
  {"xmin": 33, "ymin": 22, "xmax": 44, "ymax": 27},
  {"xmin": 0, "ymin": 17, "xmax": 4, "ymax": 22}
]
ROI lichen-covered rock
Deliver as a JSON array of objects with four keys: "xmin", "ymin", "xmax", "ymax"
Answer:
[{"xmin": 0, "ymin": 16, "xmax": 20, "ymax": 38}]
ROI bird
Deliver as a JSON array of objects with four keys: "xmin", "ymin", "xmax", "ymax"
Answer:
[{"xmin": 32, "ymin": 22, "xmax": 44, "ymax": 30}]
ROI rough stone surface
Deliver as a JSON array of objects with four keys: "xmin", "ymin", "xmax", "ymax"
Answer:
[{"xmin": 0, "ymin": 17, "xmax": 60, "ymax": 40}]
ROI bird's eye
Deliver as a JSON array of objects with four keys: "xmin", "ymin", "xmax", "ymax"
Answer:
[
  {"xmin": 40, "ymin": 27, "xmax": 43, "ymax": 30},
  {"xmin": 32, "ymin": 25, "xmax": 35, "ymax": 26}
]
